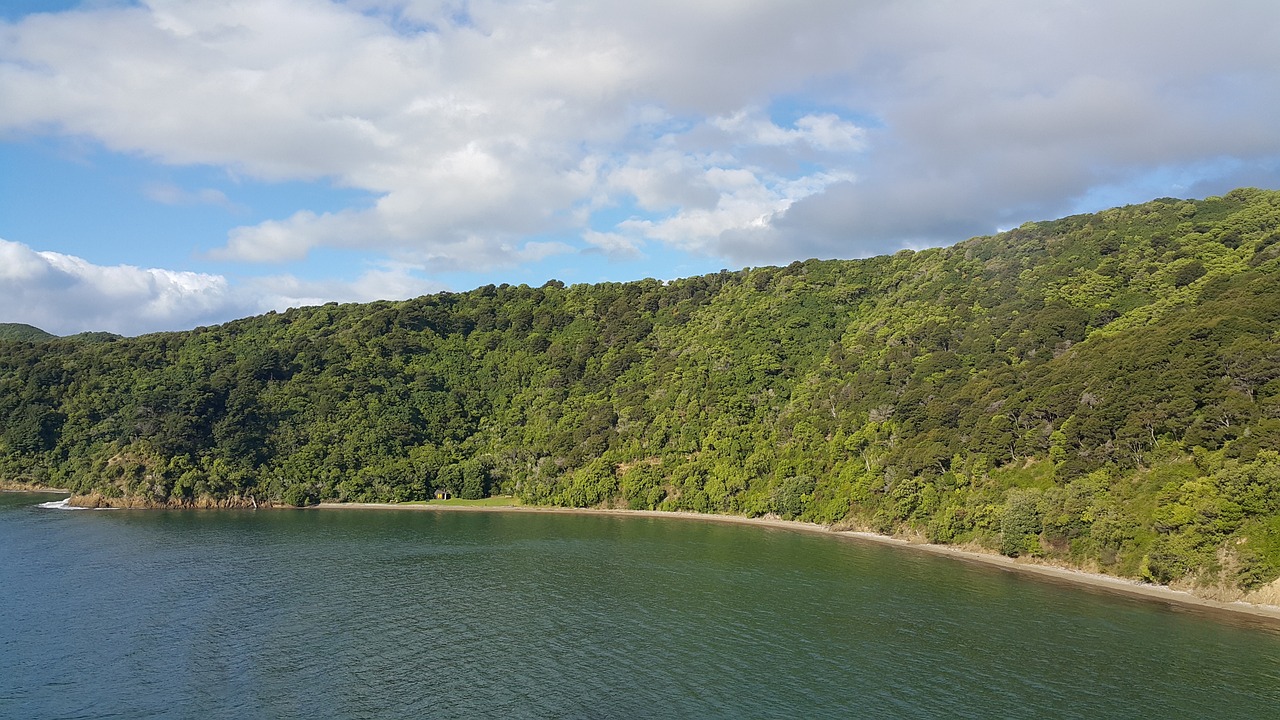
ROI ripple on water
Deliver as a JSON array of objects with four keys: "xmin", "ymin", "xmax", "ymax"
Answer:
[{"xmin": 1, "ymin": 503, "xmax": 1279, "ymax": 719}]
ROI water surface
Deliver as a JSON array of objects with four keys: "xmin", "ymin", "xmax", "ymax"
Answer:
[{"xmin": 3, "ymin": 492, "xmax": 1278, "ymax": 719}]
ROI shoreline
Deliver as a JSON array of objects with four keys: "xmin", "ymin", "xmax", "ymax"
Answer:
[{"xmin": 316, "ymin": 501, "xmax": 1280, "ymax": 626}]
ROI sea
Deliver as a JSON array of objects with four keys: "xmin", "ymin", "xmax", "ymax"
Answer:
[{"xmin": 2, "ymin": 491, "xmax": 1279, "ymax": 719}]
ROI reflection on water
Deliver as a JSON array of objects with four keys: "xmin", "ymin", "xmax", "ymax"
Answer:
[{"xmin": 2, "ymin": 495, "xmax": 1279, "ymax": 719}]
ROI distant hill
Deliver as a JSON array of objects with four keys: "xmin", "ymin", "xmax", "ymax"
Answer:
[
  {"xmin": 0, "ymin": 323, "xmax": 55, "ymax": 342},
  {"xmin": 0, "ymin": 324, "xmax": 122, "ymax": 344},
  {"xmin": 62, "ymin": 331, "xmax": 123, "ymax": 343},
  {"xmin": 3, "ymin": 187, "xmax": 1280, "ymax": 598}
]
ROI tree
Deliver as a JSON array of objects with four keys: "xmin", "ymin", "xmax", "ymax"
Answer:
[{"xmin": 1000, "ymin": 489, "xmax": 1044, "ymax": 557}]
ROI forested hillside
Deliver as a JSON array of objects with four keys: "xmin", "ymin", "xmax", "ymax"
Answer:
[
  {"xmin": 4, "ymin": 188, "xmax": 1280, "ymax": 593},
  {"xmin": 0, "ymin": 324, "xmax": 55, "ymax": 342}
]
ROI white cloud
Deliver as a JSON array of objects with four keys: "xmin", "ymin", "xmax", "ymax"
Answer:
[
  {"xmin": 394, "ymin": 236, "xmax": 576, "ymax": 273},
  {"xmin": 0, "ymin": 237, "xmax": 247, "ymax": 335},
  {"xmin": 242, "ymin": 262, "xmax": 446, "ymax": 310},
  {"xmin": 0, "ymin": 0, "xmax": 874, "ymax": 269},
  {"xmin": 3, "ymin": 0, "xmax": 1279, "ymax": 272},
  {"xmin": 619, "ymin": 166, "xmax": 816, "ymax": 251},
  {"xmin": 219, "ymin": 210, "xmax": 354, "ymax": 262},
  {"xmin": 0, "ymin": 238, "xmax": 447, "ymax": 335},
  {"xmin": 582, "ymin": 230, "xmax": 643, "ymax": 260},
  {"xmin": 144, "ymin": 182, "xmax": 241, "ymax": 210},
  {"xmin": 794, "ymin": 114, "xmax": 866, "ymax": 152},
  {"xmin": 710, "ymin": 110, "xmax": 866, "ymax": 152}
]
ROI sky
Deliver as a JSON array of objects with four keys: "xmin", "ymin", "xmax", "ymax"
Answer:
[{"xmin": 2, "ymin": 0, "xmax": 1279, "ymax": 336}]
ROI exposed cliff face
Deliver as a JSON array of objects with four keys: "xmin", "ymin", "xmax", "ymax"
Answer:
[{"xmin": 1245, "ymin": 577, "xmax": 1280, "ymax": 607}]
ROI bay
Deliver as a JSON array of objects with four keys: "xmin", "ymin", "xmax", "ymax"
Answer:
[{"xmin": 3, "ymin": 491, "xmax": 1279, "ymax": 719}]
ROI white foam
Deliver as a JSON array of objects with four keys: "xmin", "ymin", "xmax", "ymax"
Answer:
[{"xmin": 36, "ymin": 498, "xmax": 86, "ymax": 510}]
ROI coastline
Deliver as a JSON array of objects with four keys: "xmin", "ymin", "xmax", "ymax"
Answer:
[{"xmin": 316, "ymin": 501, "xmax": 1280, "ymax": 626}]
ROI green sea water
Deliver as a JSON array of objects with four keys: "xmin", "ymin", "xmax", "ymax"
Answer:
[{"xmin": 3, "ymin": 491, "xmax": 1279, "ymax": 719}]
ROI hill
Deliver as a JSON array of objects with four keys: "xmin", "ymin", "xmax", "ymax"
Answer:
[
  {"xmin": 61, "ymin": 331, "xmax": 124, "ymax": 343},
  {"xmin": 3, "ymin": 188, "xmax": 1280, "ymax": 595},
  {"xmin": 0, "ymin": 324, "xmax": 121, "ymax": 344},
  {"xmin": 0, "ymin": 323, "xmax": 56, "ymax": 342}
]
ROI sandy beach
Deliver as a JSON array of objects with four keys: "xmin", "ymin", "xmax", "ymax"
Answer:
[{"xmin": 317, "ymin": 501, "xmax": 1280, "ymax": 626}]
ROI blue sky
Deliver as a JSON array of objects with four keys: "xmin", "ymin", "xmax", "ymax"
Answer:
[{"xmin": 3, "ymin": 0, "xmax": 1279, "ymax": 335}]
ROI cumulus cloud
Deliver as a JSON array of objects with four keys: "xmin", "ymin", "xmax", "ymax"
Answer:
[
  {"xmin": 241, "ymin": 262, "xmax": 446, "ymax": 310},
  {"xmin": 0, "ymin": 238, "xmax": 444, "ymax": 336},
  {"xmin": 582, "ymin": 231, "xmax": 643, "ymax": 260},
  {"xmin": 0, "ymin": 0, "xmax": 873, "ymax": 270},
  {"xmin": 3, "ymin": 0, "xmax": 1279, "ymax": 272},
  {"xmin": 0, "ymin": 237, "xmax": 248, "ymax": 335},
  {"xmin": 710, "ymin": 110, "xmax": 866, "ymax": 152}
]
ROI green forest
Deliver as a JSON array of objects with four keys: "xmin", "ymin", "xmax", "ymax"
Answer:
[{"xmin": 4, "ymin": 188, "xmax": 1280, "ymax": 594}]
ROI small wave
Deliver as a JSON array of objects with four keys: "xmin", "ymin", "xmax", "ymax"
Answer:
[{"xmin": 36, "ymin": 498, "xmax": 87, "ymax": 511}]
